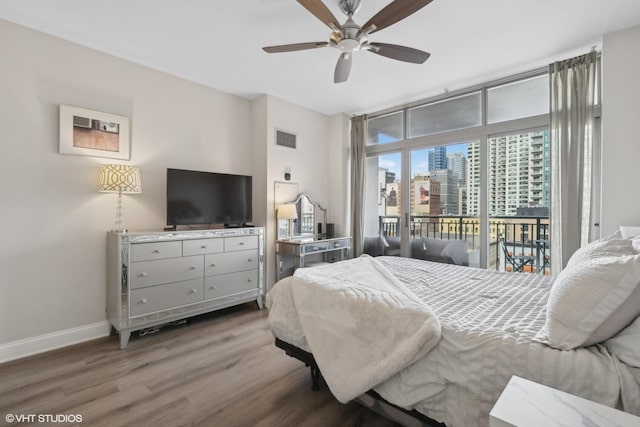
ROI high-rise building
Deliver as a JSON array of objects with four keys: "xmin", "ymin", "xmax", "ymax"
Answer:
[
  {"xmin": 422, "ymin": 170, "xmax": 458, "ymax": 215},
  {"xmin": 410, "ymin": 178, "xmax": 440, "ymax": 217},
  {"xmin": 466, "ymin": 142, "xmax": 481, "ymax": 215},
  {"xmin": 447, "ymin": 152, "xmax": 467, "ymax": 186},
  {"xmin": 428, "ymin": 146, "xmax": 448, "ymax": 171},
  {"xmin": 466, "ymin": 130, "xmax": 551, "ymax": 216}
]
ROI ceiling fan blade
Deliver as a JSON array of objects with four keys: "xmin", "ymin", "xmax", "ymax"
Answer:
[
  {"xmin": 334, "ymin": 53, "xmax": 352, "ymax": 83},
  {"xmin": 297, "ymin": 0, "xmax": 341, "ymax": 30},
  {"xmin": 263, "ymin": 42, "xmax": 329, "ymax": 53},
  {"xmin": 367, "ymin": 42, "xmax": 430, "ymax": 64},
  {"xmin": 363, "ymin": 0, "xmax": 433, "ymax": 34}
]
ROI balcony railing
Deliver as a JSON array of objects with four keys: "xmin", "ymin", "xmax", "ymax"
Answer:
[{"xmin": 376, "ymin": 215, "xmax": 551, "ymax": 275}]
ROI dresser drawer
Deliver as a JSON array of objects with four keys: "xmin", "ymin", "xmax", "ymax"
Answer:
[
  {"xmin": 204, "ymin": 270, "xmax": 258, "ymax": 300},
  {"xmin": 329, "ymin": 239, "xmax": 350, "ymax": 249},
  {"xmin": 205, "ymin": 250, "xmax": 259, "ymax": 276},
  {"xmin": 130, "ymin": 241, "xmax": 182, "ymax": 262},
  {"xmin": 224, "ymin": 235, "xmax": 259, "ymax": 252},
  {"xmin": 303, "ymin": 242, "xmax": 329, "ymax": 254},
  {"xmin": 130, "ymin": 278, "xmax": 203, "ymax": 317},
  {"xmin": 183, "ymin": 238, "xmax": 224, "ymax": 256},
  {"xmin": 130, "ymin": 256, "xmax": 203, "ymax": 289}
]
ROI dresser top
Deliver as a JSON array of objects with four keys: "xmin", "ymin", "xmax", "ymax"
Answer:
[{"xmin": 110, "ymin": 227, "xmax": 264, "ymax": 243}]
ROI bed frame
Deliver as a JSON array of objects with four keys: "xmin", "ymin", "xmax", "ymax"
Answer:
[{"xmin": 275, "ymin": 338, "xmax": 445, "ymax": 427}]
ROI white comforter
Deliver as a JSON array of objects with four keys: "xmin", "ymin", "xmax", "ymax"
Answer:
[
  {"xmin": 271, "ymin": 255, "xmax": 441, "ymax": 403},
  {"xmin": 267, "ymin": 256, "xmax": 640, "ymax": 427}
]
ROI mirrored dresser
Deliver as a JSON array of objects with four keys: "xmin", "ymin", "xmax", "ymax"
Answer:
[
  {"xmin": 276, "ymin": 236, "xmax": 352, "ymax": 281},
  {"xmin": 275, "ymin": 193, "xmax": 351, "ymax": 281}
]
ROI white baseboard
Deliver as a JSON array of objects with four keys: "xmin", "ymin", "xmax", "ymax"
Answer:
[{"xmin": 0, "ymin": 321, "xmax": 111, "ymax": 364}]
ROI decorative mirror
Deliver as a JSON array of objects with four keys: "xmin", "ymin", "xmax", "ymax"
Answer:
[{"xmin": 277, "ymin": 193, "xmax": 327, "ymax": 240}]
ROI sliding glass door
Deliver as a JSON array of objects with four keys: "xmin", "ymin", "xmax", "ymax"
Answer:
[
  {"xmin": 361, "ymin": 70, "xmax": 560, "ymax": 270},
  {"xmin": 409, "ymin": 142, "xmax": 480, "ymax": 267}
]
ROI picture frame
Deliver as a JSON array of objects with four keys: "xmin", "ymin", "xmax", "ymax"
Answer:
[{"xmin": 59, "ymin": 104, "xmax": 130, "ymax": 160}]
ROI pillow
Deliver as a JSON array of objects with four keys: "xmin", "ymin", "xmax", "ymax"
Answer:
[
  {"xmin": 605, "ymin": 316, "xmax": 640, "ymax": 368},
  {"xmin": 566, "ymin": 231, "xmax": 632, "ymax": 267},
  {"xmin": 440, "ymin": 240, "xmax": 468, "ymax": 265},
  {"xmin": 545, "ymin": 248, "xmax": 640, "ymax": 349},
  {"xmin": 620, "ymin": 226, "xmax": 640, "ymax": 239}
]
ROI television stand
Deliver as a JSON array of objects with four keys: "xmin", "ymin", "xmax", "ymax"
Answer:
[{"xmin": 106, "ymin": 227, "xmax": 265, "ymax": 348}]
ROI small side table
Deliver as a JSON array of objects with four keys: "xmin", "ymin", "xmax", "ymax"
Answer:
[
  {"xmin": 275, "ymin": 236, "xmax": 351, "ymax": 281},
  {"xmin": 490, "ymin": 375, "xmax": 640, "ymax": 427}
]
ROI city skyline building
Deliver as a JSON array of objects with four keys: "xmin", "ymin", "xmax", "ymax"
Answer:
[
  {"xmin": 447, "ymin": 152, "xmax": 467, "ymax": 187},
  {"xmin": 466, "ymin": 130, "xmax": 550, "ymax": 216},
  {"xmin": 428, "ymin": 146, "xmax": 448, "ymax": 171},
  {"xmin": 421, "ymin": 170, "xmax": 458, "ymax": 215}
]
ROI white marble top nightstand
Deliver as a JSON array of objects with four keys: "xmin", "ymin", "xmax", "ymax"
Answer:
[{"xmin": 490, "ymin": 375, "xmax": 640, "ymax": 427}]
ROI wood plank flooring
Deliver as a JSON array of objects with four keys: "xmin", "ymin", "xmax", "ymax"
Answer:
[{"xmin": 0, "ymin": 303, "xmax": 399, "ymax": 426}]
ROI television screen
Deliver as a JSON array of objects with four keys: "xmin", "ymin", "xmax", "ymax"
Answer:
[{"xmin": 167, "ymin": 168, "xmax": 252, "ymax": 227}]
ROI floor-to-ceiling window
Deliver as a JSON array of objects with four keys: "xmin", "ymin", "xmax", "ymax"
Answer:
[{"xmin": 363, "ymin": 71, "xmax": 558, "ymax": 271}]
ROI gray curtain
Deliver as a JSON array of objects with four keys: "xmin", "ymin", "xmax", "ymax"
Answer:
[
  {"xmin": 350, "ymin": 114, "xmax": 366, "ymax": 257},
  {"xmin": 549, "ymin": 51, "xmax": 597, "ymax": 272}
]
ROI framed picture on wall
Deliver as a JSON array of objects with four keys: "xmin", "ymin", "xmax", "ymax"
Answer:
[{"xmin": 59, "ymin": 104, "xmax": 130, "ymax": 160}]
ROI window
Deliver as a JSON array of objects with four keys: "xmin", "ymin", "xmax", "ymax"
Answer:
[
  {"xmin": 487, "ymin": 75, "xmax": 549, "ymax": 123},
  {"xmin": 408, "ymin": 92, "xmax": 482, "ymax": 138},
  {"xmin": 363, "ymin": 69, "xmax": 557, "ymax": 272},
  {"xmin": 367, "ymin": 111, "xmax": 403, "ymax": 145}
]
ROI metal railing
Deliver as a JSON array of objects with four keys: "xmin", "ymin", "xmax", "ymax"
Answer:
[{"xmin": 376, "ymin": 215, "xmax": 551, "ymax": 274}]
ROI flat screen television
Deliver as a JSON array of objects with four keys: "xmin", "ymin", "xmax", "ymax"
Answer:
[{"xmin": 166, "ymin": 168, "xmax": 252, "ymax": 227}]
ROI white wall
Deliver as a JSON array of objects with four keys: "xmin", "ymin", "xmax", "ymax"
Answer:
[
  {"xmin": 0, "ymin": 19, "xmax": 347, "ymax": 361},
  {"xmin": 601, "ymin": 24, "xmax": 640, "ymax": 235},
  {"xmin": 261, "ymin": 95, "xmax": 334, "ymax": 289}
]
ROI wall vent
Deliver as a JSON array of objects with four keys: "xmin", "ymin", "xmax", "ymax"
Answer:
[
  {"xmin": 73, "ymin": 115, "xmax": 92, "ymax": 128},
  {"xmin": 276, "ymin": 130, "xmax": 297, "ymax": 149}
]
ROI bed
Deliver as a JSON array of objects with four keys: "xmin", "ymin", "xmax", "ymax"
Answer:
[{"xmin": 267, "ymin": 230, "xmax": 640, "ymax": 427}]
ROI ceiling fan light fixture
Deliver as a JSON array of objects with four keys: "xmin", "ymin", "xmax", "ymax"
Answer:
[
  {"xmin": 263, "ymin": 0, "xmax": 434, "ymax": 83},
  {"xmin": 337, "ymin": 38, "xmax": 360, "ymax": 52}
]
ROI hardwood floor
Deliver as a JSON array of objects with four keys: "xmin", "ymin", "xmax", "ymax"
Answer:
[{"xmin": 0, "ymin": 303, "xmax": 399, "ymax": 426}]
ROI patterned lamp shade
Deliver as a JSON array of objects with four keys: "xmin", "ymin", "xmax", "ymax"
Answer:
[{"xmin": 98, "ymin": 164, "xmax": 142, "ymax": 194}]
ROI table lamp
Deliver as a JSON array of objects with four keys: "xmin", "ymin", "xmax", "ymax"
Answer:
[
  {"xmin": 277, "ymin": 203, "xmax": 298, "ymax": 240},
  {"xmin": 98, "ymin": 164, "xmax": 142, "ymax": 233}
]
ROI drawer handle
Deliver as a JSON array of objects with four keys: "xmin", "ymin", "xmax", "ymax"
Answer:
[
  {"xmin": 247, "ymin": 258, "xmax": 253, "ymax": 262},
  {"xmin": 190, "ymin": 266, "xmax": 197, "ymax": 270},
  {"xmin": 209, "ymin": 285, "xmax": 217, "ymax": 290},
  {"xmin": 334, "ymin": 242, "xmax": 340, "ymax": 247},
  {"xmin": 201, "ymin": 245, "xmax": 207, "ymax": 249},
  {"xmin": 247, "ymin": 278, "xmax": 252, "ymax": 283},
  {"xmin": 189, "ymin": 288, "xmax": 197, "ymax": 294},
  {"xmin": 238, "ymin": 242, "xmax": 245, "ymax": 246},
  {"xmin": 153, "ymin": 249, "xmax": 160, "ymax": 254},
  {"xmin": 210, "ymin": 263, "xmax": 216, "ymax": 267},
  {"xmin": 140, "ymin": 298, "xmax": 148, "ymax": 304},
  {"xmin": 140, "ymin": 272, "xmax": 148, "ymax": 277}
]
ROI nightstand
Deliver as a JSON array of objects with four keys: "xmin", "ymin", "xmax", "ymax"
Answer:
[{"xmin": 490, "ymin": 375, "xmax": 640, "ymax": 427}]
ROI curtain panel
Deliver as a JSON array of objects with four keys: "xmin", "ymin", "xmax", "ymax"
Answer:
[
  {"xmin": 549, "ymin": 51, "xmax": 597, "ymax": 272},
  {"xmin": 350, "ymin": 115, "xmax": 366, "ymax": 257}
]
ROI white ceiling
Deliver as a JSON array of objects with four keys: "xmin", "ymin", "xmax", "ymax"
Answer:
[{"xmin": 1, "ymin": 0, "xmax": 640, "ymax": 115}]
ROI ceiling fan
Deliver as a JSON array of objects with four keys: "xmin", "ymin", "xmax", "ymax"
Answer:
[{"xmin": 263, "ymin": 0, "xmax": 433, "ymax": 83}]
